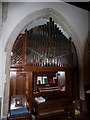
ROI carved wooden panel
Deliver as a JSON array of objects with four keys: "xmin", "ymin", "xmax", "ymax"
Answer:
[
  {"xmin": 10, "ymin": 71, "xmax": 29, "ymax": 98},
  {"xmin": 11, "ymin": 34, "xmax": 24, "ymax": 66},
  {"xmin": 11, "ymin": 32, "xmax": 27, "ymax": 66}
]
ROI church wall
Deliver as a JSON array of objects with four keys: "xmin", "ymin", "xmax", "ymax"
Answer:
[{"xmin": 1, "ymin": 2, "xmax": 88, "ymax": 118}]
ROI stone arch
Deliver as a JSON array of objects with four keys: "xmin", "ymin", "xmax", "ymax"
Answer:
[
  {"xmin": 83, "ymin": 31, "xmax": 90, "ymax": 57},
  {"xmin": 3, "ymin": 8, "xmax": 82, "ymax": 117}
]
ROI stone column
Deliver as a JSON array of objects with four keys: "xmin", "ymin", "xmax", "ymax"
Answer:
[{"xmin": 3, "ymin": 52, "xmax": 11, "ymax": 117}]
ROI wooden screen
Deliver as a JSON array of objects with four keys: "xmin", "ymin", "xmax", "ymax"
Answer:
[{"xmin": 11, "ymin": 32, "xmax": 27, "ymax": 66}]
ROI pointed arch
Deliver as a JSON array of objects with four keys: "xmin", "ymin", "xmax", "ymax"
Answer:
[{"xmin": 3, "ymin": 8, "xmax": 82, "ymax": 117}]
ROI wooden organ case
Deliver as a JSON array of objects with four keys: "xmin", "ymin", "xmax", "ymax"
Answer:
[{"xmin": 10, "ymin": 17, "xmax": 79, "ymax": 120}]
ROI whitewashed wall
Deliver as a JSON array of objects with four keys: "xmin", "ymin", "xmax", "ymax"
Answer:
[
  {"xmin": 0, "ymin": 2, "xmax": 2, "ymax": 39},
  {"xmin": 1, "ymin": 2, "xmax": 88, "ymax": 118},
  {"xmin": 0, "ymin": 2, "xmax": 2, "ymax": 97},
  {"xmin": 2, "ymin": 2, "xmax": 88, "ymax": 49}
]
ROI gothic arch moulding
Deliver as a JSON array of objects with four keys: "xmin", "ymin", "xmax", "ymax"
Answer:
[{"xmin": 3, "ymin": 8, "xmax": 82, "ymax": 117}]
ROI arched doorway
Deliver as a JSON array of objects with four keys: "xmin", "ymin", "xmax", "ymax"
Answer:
[{"xmin": 3, "ymin": 8, "xmax": 82, "ymax": 117}]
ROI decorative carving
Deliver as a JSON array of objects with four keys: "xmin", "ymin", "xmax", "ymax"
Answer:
[{"xmin": 11, "ymin": 34, "xmax": 25, "ymax": 66}]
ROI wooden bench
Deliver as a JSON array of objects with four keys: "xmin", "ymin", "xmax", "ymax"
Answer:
[{"xmin": 33, "ymin": 98, "xmax": 74, "ymax": 120}]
